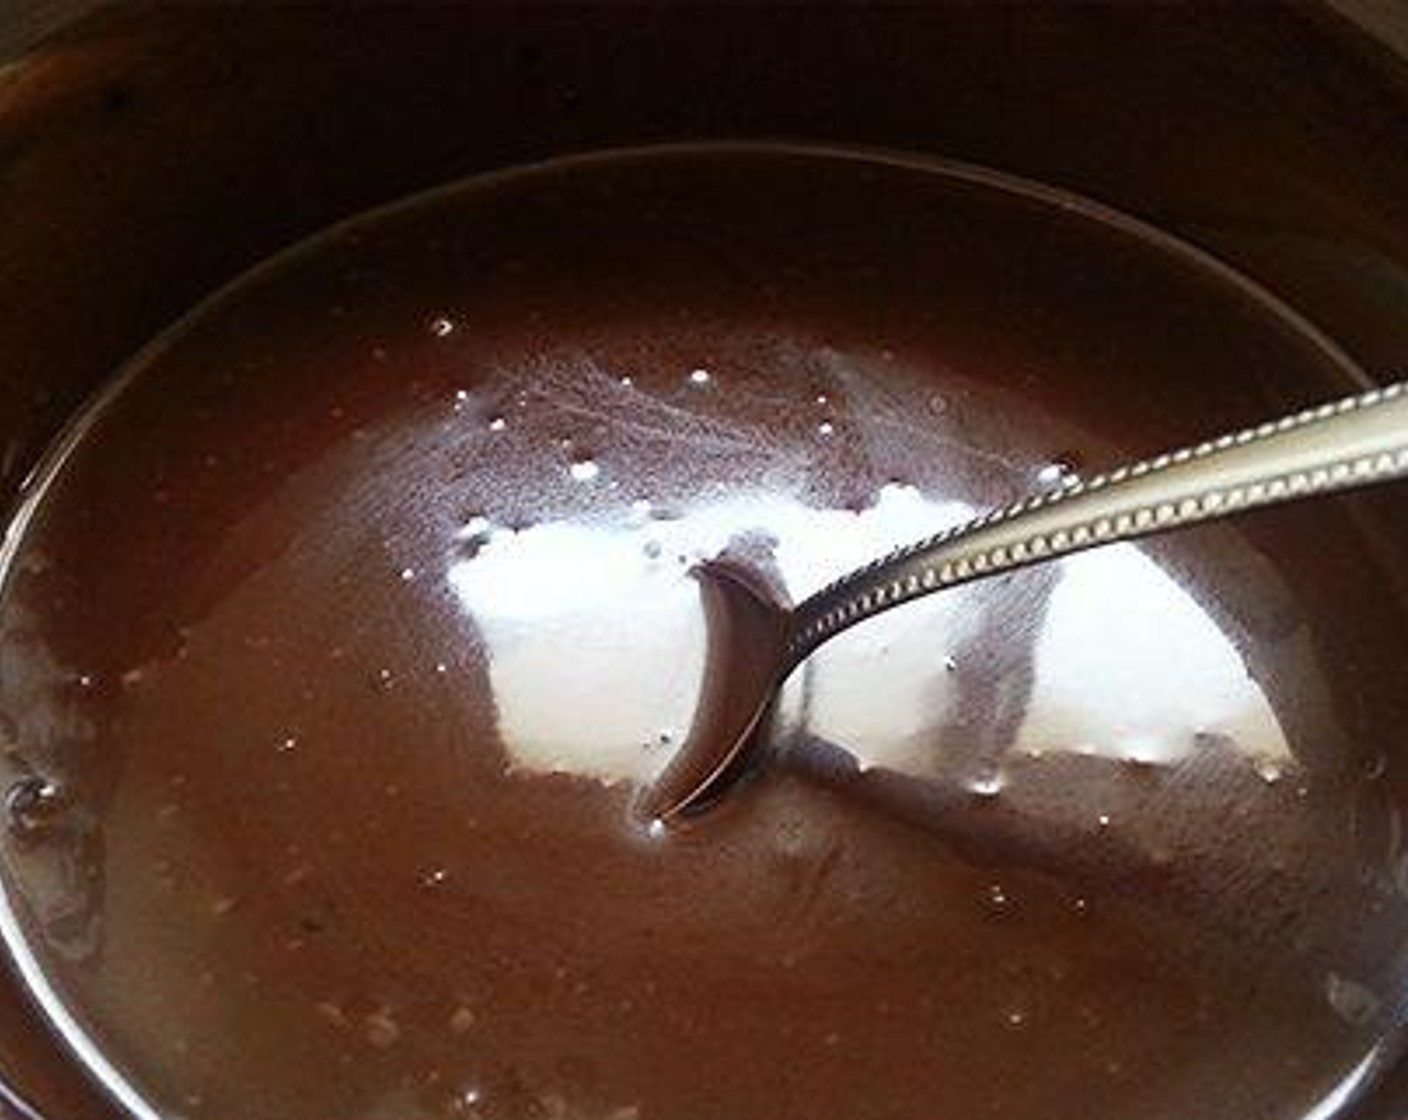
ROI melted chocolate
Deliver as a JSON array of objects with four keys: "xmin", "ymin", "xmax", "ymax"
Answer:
[{"xmin": 0, "ymin": 146, "xmax": 1403, "ymax": 1120}]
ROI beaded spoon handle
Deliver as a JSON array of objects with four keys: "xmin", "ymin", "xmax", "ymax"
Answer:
[
  {"xmin": 648, "ymin": 381, "xmax": 1408, "ymax": 820},
  {"xmin": 788, "ymin": 380, "xmax": 1408, "ymax": 667}
]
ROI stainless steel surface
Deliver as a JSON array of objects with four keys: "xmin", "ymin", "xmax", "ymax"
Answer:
[{"xmin": 790, "ymin": 381, "xmax": 1408, "ymax": 665}]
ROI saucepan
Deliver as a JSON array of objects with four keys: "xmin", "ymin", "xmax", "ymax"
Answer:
[{"xmin": 1, "ymin": 6, "xmax": 1408, "ymax": 1120}]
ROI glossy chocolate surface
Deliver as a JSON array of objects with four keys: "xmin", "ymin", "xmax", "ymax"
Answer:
[{"xmin": 0, "ymin": 147, "xmax": 1404, "ymax": 1120}]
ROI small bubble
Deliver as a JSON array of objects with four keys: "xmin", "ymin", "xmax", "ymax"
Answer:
[
  {"xmin": 75, "ymin": 673, "xmax": 96, "ymax": 690},
  {"xmin": 658, "ymin": 730, "xmax": 674, "ymax": 745},
  {"xmin": 277, "ymin": 736, "xmax": 298, "ymax": 753},
  {"xmin": 1037, "ymin": 459, "xmax": 1080, "ymax": 487},
  {"xmin": 423, "ymin": 868, "xmax": 449, "ymax": 888},
  {"xmin": 646, "ymin": 818, "xmax": 667, "ymax": 841},
  {"xmin": 453, "ymin": 389, "xmax": 470, "ymax": 409},
  {"xmin": 434, "ymin": 662, "xmax": 449, "ymax": 675},
  {"xmin": 316, "ymin": 1001, "xmax": 349, "ymax": 1028},
  {"xmin": 688, "ymin": 368, "xmax": 711, "ymax": 386},
  {"xmin": 815, "ymin": 393, "xmax": 829, "ymax": 406},
  {"xmin": 488, "ymin": 416, "xmax": 507, "ymax": 432},
  {"xmin": 642, "ymin": 540, "xmax": 663, "ymax": 560},
  {"xmin": 373, "ymin": 667, "xmax": 395, "ymax": 691},
  {"xmin": 1326, "ymin": 973, "xmax": 1380, "ymax": 1026},
  {"xmin": 619, "ymin": 375, "xmax": 634, "ymax": 388},
  {"xmin": 1003, "ymin": 1009, "xmax": 1028, "ymax": 1030},
  {"xmin": 569, "ymin": 459, "xmax": 600, "ymax": 483},
  {"xmin": 1096, "ymin": 813, "xmax": 1112, "ymax": 829},
  {"xmin": 399, "ymin": 566, "xmax": 417, "ymax": 582},
  {"xmin": 986, "ymin": 883, "xmax": 1009, "ymax": 910},
  {"xmin": 968, "ymin": 773, "xmax": 1003, "ymax": 799},
  {"xmin": 363, "ymin": 1009, "xmax": 401, "ymax": 1049},
  {"xmin": 943, "ymin": 655, "xmax": 958, "ymax": 672},
  {"xmin": 1254, "ymin": 756, "xmax": 1284, "ymax": 784},
  {"xmin": 817, "ymin": 421, "xmax": 835, "ymax": 437},
  {"xmin": 457, "ymin": 514, "xmax": 492, "ymax": 542},
  {"xmin": 430, "ymin": 317, "xmax": 454, "ymax": 338},
  {"xmin": 927, "ymin": 392, "xmax": 948, "ymax": 415},
  {"xmin": 6, "ymin": 777, "xmax": 61, "ymax": 837},
  {"xmin": 1072, "ymin": 896, "xmax": 1090, "ymax": 917},
  {"xmin": 1363, "ymin": 752, "xmax": 1388, "ymax": 782}
]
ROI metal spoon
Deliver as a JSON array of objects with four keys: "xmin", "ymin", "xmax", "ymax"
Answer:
[{"xmin": 646, "ymin": 380, "xmax": 1408, "ymax": 819}]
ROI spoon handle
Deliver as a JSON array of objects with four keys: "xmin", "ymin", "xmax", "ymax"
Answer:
[{"xmin": 787, "ymin": 381, "xmax": 1408, "ymax": 666}]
